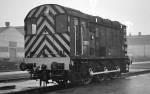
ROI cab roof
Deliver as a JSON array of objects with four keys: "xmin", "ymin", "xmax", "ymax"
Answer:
[{"xmin": 25, "ymin": 4, "xmax": 125, "ymax": 29}]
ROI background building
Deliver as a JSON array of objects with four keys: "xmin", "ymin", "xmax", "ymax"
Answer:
[
  {"xmin": 127, "ymin": 34, "xmax": 150, "ymax": 62},
  {"xmin": 0, "ymin": 22, "xmax": 24, "ymax": 62}
]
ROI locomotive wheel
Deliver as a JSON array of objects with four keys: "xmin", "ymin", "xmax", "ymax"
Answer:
[
  {"xmin": 109, "ymin": 72, "xmax": 121, "ymax": 79},
  {"xmin": 109, "ymin": 66, "xmax": 121, "ymax": 79},
  {"xmin": 82, "ymin": 68, "xmax": 93, "ymax": 85},
  {"xmin": 95, "ymin": 74, "xmax": 105, "ymax": 82},
  {"xmin": 109, "ymin": 73, "xmax": 117, "ymax": 79},
  {"xmin": 82, "ymin": 76, "xmax": 92, "ymax": 85},
  {"xmin": 56, "ymin": 80, "xmax": 68, "ymax": 85}
]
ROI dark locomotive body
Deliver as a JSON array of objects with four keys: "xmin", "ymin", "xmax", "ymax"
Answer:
[{"xmin": 20, "ymin": 4, "xmax": 130, "ymax": 85}]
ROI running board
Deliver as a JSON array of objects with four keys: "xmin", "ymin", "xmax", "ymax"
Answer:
[{"xmin": 90, "ymin": 69, "xmax": 120, "ymax": 76}]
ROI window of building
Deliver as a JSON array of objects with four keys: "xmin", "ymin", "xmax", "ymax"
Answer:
[{"xmin": 9, "ymin": 41, "xmax": 17, "ymax": 58}]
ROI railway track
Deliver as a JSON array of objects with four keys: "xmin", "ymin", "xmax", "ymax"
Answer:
[
  {"xmin": 6, "ymin": 84, "xmax": 72, "ymax": 94},
  {"xmin": 1, "ymin": 69, "xmax": 150, "ymax": 94},
  {"xmin": 0, "ymin": 71, "xmax": 29, "ymax": 83}
]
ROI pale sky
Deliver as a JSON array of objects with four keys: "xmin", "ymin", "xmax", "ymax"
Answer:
[{"xmin": 0, "ymin": 0, "xmax": 150, "ymax": 35}]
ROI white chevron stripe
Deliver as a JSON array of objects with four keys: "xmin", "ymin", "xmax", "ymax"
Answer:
[
  {"xmin": 45, "ymin": 39, "xmax": 59, "ymax": 57},
  {"xmin": 37, "ymin": 21, "xmax": 55, "ymax": 35},
  {"xmin": 35, "ymin": 40, "xmax": 46, "ymax": 57},
  {"xmin": 47, "ymin": 35, "xmax": 63, "ymax": 54},
  {"xmin": 28, "ymin": 9, "xmax": 36, "ymax": 18},
  {"xmin": 35, "ymin": 40, "xmax": 58, "ymax": 57},
  {"xmin": 55, "ymin": 34, "xmax": 70, "ymax": 51},
  {"xmin": 25, "ymin": 36, "xmax": 30, "ymax": 44},
  {"xmin": 37, "ymin": 20, "xmax": 45, "ymax": 34},
  {"xmin": 46, "ymin": 28, "xmax": 70, "ymax": 52},
  {"xmin": 37, "ymin": 17, "xmax": 43, "ymax": 26},
  {"xmin": 54, "ymin": 5, "xmax": 65, "ymax": 13},
  {"xmin": 62, "ymin": 33, "xmax": 70, "ymax": 42},
  {"xmin": 45, "ymin": 14, "xmax": 54, "ymax": 24},
  {"xmin": 53, "ymin": 38, "xmax": 69, "ymax": 57},
  {"xmin": 25, "ymin": 36, "xmax": 36, "ymax": 53},
  {"xmin": 45, "ymin": 27, "xmax": 70, "ymax": 56},
  {"xmin": 26, "ymin": 36, "xmax": 36, "ymax": 49},
  {"xmin": 45, "ymin": 21, "xmax": 55, "ymax": 33},
  {"xmin": 35, "ymin": 6, "xmax": 45, "ymax": 17},
  {"xmin": 30, "ymin": 35, "xmax": 44, "ymax": 54},
  {"xmin": 46, "ymin": 40, "xmax": 58, "ymax": 57},
  {"xmin": 47, "ymin": 5, "xmax": 57, "ymax": 15},
  {"xmin": 42, "ymin": 48, "xmax": 52, "ymax": 57}
]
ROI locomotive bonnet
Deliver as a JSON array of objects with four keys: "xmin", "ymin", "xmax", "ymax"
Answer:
[{"xmin": 20, "ymin": 4, "xmax": 131, "ymax": 85}]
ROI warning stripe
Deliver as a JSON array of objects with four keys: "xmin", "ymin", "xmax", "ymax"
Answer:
[
  {"xmin": 54, "ymin": 5, "xmax": 65, "ymax": 13},
  {"xmin": 28, "ymin": 8, "xmax": 37, "ymax": 18},
  {"xmin": 51, "ymin": 5, "xmax": 60, "ymax": 14},
  {"xmin": 25, "ymin": 36, "xmax": 36, "ymax": 53},
  {"xmin": 46, "ymin": 28, "xmax": 70, "ymax": 56},
  {"xmin": 30, "ymin": 35, "xmax": 44, "ymax": 55},
  {"xmin": 45, "ymin": 14, "xmax": 54, "ymax": 24},
  {"xmin": 25, "ymin": 29, "xmax": 44, "ymax": 57},
  {"xmin": 59, "ymin": 33, "xmax": 70, "ymax": 46},
  {"xmin": 37, "ymin": 45, "xmax": 55, "ymax": 57},
  {"xmin": 44, "ymin": 45, "xmax": 56, "ymax": 57},
  {"xmin": 44, "ymin": 37, "xmax": 59, "ymax": 57},
  {"xmin": 63, "ymin": 33, "xmax": 70, "ymax": 42},
  {"xmin": 25, "ymin": 4, "xmax": 70, "ymax": 57},
  {"xmin": 44, "ymin": 21, "xmax": 70, "ymax": 56},
  {"xmin": 55, "ymin": 34, "xmax": 70, "ymax": 52},
  {"xmin": 37, "ymin": 20, "xmax": 54, "ymax": 35},
  {"xmin": 37, "ymin": 17, "xmax": 43, "ymax": 26},
  {"xmin": 35, "ymin": 39, "xmax": 47, "ymax": 57},
  {"xmin": 47, "ymin": 5, "xmax": 57, "ymax": 15},
  {"xmin": 36, "ymin": 40, "xmax": 57, "ymax": 57},
  {"xmin": 25, "ymin": 36, "xmax": 32, "ymax": 48},
  {"xmin": 46, "ymin": 35, "xmax": 64, "ymax": 57},
  {"xmin": 35, "ymin": 6, "xmax": 45, "ymax": 17}
]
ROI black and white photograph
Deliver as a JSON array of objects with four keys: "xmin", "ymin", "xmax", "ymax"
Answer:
[{"xmin": 0, "ymin": 0, "xmax": 150, "ymax": 94}]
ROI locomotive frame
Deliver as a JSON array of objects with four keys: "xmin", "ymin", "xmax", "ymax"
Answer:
[{"xmin": 20, "ymin": 4, "xmax": 131, "ymax": 85}]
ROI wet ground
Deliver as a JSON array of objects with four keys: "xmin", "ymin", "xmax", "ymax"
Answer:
[
  {"xmin": 45, "ymin": 61, "xmax": 150, "ymax": 94},
  {"xmin": 46, "ymin": 73, "xmax": 150, "ymax": 94},
  {"xmin": 0, "ymin": 61, "xmax": 150, "ymax": 94},
  {"xmin": 0, "ymin": 71, "xmax": 29, "ymax": 82}
]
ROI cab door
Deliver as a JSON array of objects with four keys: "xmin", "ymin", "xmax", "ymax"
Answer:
[{"xmin": 80, "ymin": 21, "xmax": 89, "ymax": 57}]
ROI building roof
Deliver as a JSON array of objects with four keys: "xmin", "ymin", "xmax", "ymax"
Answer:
[
  {"xmin": 0, "ymin": 27, "xmax": 8, "ymax": 33},
  {"xmin": 25, "ymin": 4, "xmax": 124, "ymax": 29},
  {"xmin": 15, "ymin": 26, "xmax": 24, "ymax": 35},
  {"xmin": 0, "ymin": 26, "xmax": 24, "ymax": 35}
]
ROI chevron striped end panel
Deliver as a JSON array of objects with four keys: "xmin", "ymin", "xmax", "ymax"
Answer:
[{"xmin": 24, "ymin": 4, "xmax": 70, "ymax": 58}]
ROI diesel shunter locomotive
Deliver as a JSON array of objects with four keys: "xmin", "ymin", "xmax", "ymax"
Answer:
[{"xmin": 20, "ymin": 4, "xmax": 131, "ymax": 85}]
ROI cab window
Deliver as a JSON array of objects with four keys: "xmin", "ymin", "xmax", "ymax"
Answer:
[
  {"xmin": 56, "ymin": 14, "xmax": 68, "ymax": 33},
  {"xmin": 26, "ymin": 18, "xmax": 37, "ymax": 35}
]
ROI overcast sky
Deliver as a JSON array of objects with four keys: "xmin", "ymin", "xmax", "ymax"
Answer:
[{"xmin": 0, "ymin": 0, "xmax": 150, "ymax": 35}]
